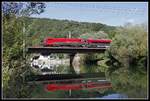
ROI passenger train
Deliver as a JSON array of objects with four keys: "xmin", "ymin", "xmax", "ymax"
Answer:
[{"xmin": 43, "ymin": 37, "xmax": 112, "ymax": 48}]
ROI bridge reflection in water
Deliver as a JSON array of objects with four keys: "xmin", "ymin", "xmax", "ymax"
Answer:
[
  {"xmin": 27, "ymin": 46, "xmax": 108, "ymax": 76},
  {"xmin": 26, "ymin": 63, "xmax": 108, "ymax": 84},
  {"xmin": 26, "ymin": 46, "xmax": 112, "ymax": 90}
]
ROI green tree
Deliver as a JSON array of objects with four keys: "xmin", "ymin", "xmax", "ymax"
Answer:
[
  {"xmin": 108, "ymin": 24, "xmax": 147, "ymax": 71},
  {"xmin": 105, "ymin": 23, "xmax": 148, "ymax": 98},
  {"xmin": 80, "ymin": 31, "xmax": 109, "ymax": 39},
  {"xmin": 2, "ymin": 2, "xmax": 46, "ymax": 98}
]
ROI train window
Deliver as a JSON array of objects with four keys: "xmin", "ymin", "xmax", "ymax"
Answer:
[
  {"xmin": 81, "ymin": 39, "xmax": 87, "ymax": 43},
  {"xmin": 48, "ymin": 39, "xmax": 52, "ymax": 41},
  {"xmin": 81, "ymin": 39, "xmax": 84, "ymax": 42}
]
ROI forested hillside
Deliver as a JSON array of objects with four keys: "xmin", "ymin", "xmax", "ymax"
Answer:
[{"xmin": 22, "ymin": 17, "xmax": 116, "ymax": 46}]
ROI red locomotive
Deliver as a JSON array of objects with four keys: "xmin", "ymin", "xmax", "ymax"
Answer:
[{"xmin": 43, "ymin": 37, "xmax": 112, "ymax": 48}]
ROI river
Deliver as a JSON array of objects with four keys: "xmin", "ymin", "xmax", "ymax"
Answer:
[{"xmin": 28, "ymin": 54, "xmax": 147, "ymax": 98}]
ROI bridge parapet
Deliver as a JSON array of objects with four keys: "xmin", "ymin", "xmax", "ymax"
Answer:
[{"xmin": 27, "ymin": 47, "xmax": 107, "ymax": 54}]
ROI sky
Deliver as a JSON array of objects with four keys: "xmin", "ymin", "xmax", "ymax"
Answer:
[{"xmin": 31, "ymin": 2, "xmax": 148, "ymax": 26}]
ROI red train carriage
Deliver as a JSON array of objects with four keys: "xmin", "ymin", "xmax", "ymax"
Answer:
[
  {"xmin": 87, "ymin": 39, "xmax": 112, "ymax": 43},
  {"xmin": 87, "ymin": 39, "xmax": 112, "ymax": 48},
  {"xmin": 43, "ymin": 37, "xmax": 112, "ymax": 48},
  {"xmin": 43, "ymin": 37, "xmax": 84, "ymax": 47}
]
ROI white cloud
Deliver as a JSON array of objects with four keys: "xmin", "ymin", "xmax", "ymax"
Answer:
[{"xmin": 126, "ymin": 19, "xmax": 135, "ymax": 24}]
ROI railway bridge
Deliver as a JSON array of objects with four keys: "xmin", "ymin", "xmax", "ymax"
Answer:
[{"xmin": 27, "ymin": 46, "xmax": 108, "ymax": 54}]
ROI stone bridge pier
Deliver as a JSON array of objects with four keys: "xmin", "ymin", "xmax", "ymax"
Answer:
[
  {"xmin": 69, "ymin": 53, "xmax": 77, "ymax": 74},
  {"xmin": 69, "ymin": 53, "xmax": 81, "ymax": 74}
]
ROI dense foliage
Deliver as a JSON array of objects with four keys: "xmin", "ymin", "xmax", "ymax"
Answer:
[
  {"xmin": 104, "ymin": 24, "xmax": 148, "ymax": 98},
  {"xmin": 2, "ymin": 2, "xmax": 45, "ymax": 98}
]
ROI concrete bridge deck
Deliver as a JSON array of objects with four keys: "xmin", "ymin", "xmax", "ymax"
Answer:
[{"xmin": 27, "ymin": 46, "xmax": 108, "ymax": 54}]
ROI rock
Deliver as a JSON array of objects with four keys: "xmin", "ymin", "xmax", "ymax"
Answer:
[{"xmin": 72, "ymin": 54, "xmax": 81, "ymax": 74}]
